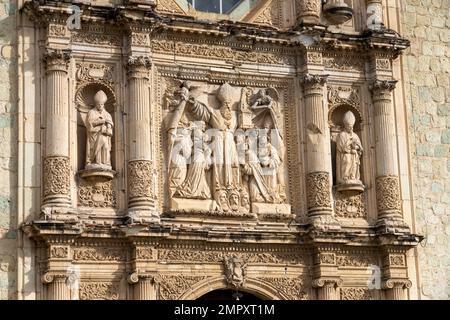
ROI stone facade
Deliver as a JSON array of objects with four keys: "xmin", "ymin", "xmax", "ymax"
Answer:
[
  {"xmin": 0, "ymin": 0, "xmax": 447, "ymax": 300},
  {"xmin": 401, "ymin": 0, "xmax": 450, "ymax": 300},
  {"xmin": 0, "ymin": 0, "xmax": 18, "ymax": 300}
]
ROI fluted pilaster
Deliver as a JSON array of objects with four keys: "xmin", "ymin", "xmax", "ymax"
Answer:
[
  {"xmin": 42, "ymin": 50, "xmax": 71, "ymax": 207},
  {"xmin": 42, "ymin": 273, "xmax": 70, "ymax": 300},
  {"xmin": 301, "ymin": 75, "xmax": 336, "ymax": 225},
  {"xmin": 126, "ymin": 56, "xmax": 157, "ymax": 222},
  {"xmin": 128, "ymin": 273, "xmax": 155, "ymax": 300}
]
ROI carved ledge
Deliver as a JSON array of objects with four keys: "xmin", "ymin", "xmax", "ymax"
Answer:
[
  {"xmin": 335, "ymin": 182, "xmax": 365, "ymax": 194},
  {"xmin": 369, "ymin": 80, "xmax": 398, "ymax": 93}
]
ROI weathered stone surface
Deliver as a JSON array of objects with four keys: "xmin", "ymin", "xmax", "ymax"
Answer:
[{"xmin": 403, "ymin": 0, "xmax": 450, "ymax": 300}]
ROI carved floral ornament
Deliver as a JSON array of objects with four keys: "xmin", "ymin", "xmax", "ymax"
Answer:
[
  {"xmin": 128, "ymin": 160, "xmax": 154, "ymax": 200},
  {"xmin": 43, "ymin": 156, "xmax": 71, "ymax": 198},
  {"xmin": 306, "ymin": 172, "xmax": 332, "ymax": 210},
  {"xmin": 376, "ymin": 175, "xmax": 401, "ymax": 214}
]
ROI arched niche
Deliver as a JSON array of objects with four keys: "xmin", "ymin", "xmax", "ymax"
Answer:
[
  {"xmin": 75, "ymin": 82, "xmax": 117, "ymax": 173},
  {"xmin": 328, "ymin": 103, "xmax": 364, "ymax": 188}
]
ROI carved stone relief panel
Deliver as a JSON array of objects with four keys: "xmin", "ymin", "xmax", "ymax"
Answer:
[
  {"xmin": 257, "ymin": 276, "xmax": 311, "ymax": 300},
  {"xmin": 157, "ymin": 275, "xmax": 209, "ymax": 300},
  {"xmin": 340, "ymin": 287, "xmax": 377, "ymax": 300},
  {"xmin": 160, "ymin": 78, "xmax": 294, "ymax": 217}
]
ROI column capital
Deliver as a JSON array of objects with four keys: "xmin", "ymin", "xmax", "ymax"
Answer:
[
  {"xmin": 312, "ymin": 277, "xmax": 343, "ymax": 288},
  {"xmin": 43, "ymin": 49, "xmax": 71, "ymax": 73},
  {"xmin": 127, "ymin": 56, "xmax": 152, "ymax": 79},
  {"xmin": 128, "ymin": 272, "xmax": 154, "ymax": 284},
  {"xmin": 369, "ymin": 79, "xmax": 397, "ymax": 93},
  {"xmin": 382, "ymin": 278, "xmax": 412, "ymax": 290}
]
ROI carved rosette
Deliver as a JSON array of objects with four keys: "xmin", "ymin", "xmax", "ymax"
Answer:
[
  {"xmin": 43, "ymin": 49, "xmax": 71, "ymax": 73},
  {"xmin": 43, "ymin": 156, "xmax": 71, "ymax": 201},
  {"xmin": 50, "ymin": 246, "xmax": 69, "ymax": 259},
  {"xmin": 127, "ymin": 56, "xmax": 152, "ymax": 79},
  {"xmin": 306, "ymin": 172, "xmax": 332, "ymax": 213},
  {"xmin": 296, "ymin": 0, "xmax": 321, "ymax": 24},
  {"xmin": 376, "ymin": 175, "xmax": 401, "ymax": 215},
  {"xmin": 128, "ymin": 160, "xmax": 154, "ymax": 204}
]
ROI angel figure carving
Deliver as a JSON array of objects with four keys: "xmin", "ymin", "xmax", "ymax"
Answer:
[
  {"xmin": 85, "ymin": 90, "xmax": 114, "ymax": 169},
  {"xmin": 223, "ymin": 256, "xmax": 247, "ymax": 289}
]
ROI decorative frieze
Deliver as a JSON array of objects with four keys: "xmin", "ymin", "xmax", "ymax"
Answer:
[
  {"xmin": 336, "ymin": 254, "xmax": 378, "ymax": 267},
  {"xmin": 79, "ymin": 282, "xmax": 119, "ymax": 300},
  {"xmin": 307, "ymin": 172, "xmax": 332, "ymax": 211},
  {"xmin": 157, "ymin": 249, "xmax": 307, "ymax": 265},
  {"xmin": 151, "ymin": 40, "xmax": 295, "ymax": 65},
  {"xmin": 50, "ymin": 246, "xmax": 69, "ymax": 259}
]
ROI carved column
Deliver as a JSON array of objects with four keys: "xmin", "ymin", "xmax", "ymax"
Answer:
[
  {"xmin": 365, "ymin": 0, "xmax": 384, "ymax": 30},
  {"xmin": 313, "ymin": 278, "xmax": 342, "ymax": 300},
  {"xmin": 42, "ymin": 273, "xmax": 70, "ymax": 300},
  {"xmin": 128, "ymin": 273, "xmax": 155, "ymax": 300},
  {"xmin": 369, "ymin": 80, "xmax": 408, "ymax": 233},
  {"xmin": 296, "ymin": 0, "xmax": 321, "ymax": 25},
  {"xmin": 383, "ymin": 279, "xmax": 411, "ymax": 300},
  {"xmin": 42, "ymin": 50, "xmax": 71, "ymax": 209},
  {"xmin": 126, "ymin": 56, "xmax": 158, "ymax": 223},
  {"xmin": 301, "ymin": 74, "xmax": 338, "ymax": 229}
]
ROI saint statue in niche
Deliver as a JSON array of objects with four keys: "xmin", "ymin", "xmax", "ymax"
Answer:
[
  {"xmin": 85, "ymin": 90, "xmax": 114, "ymax": 170},
  {"xmin": 335, "ymin": 111, "xmax": 363, "ymax": 189}
]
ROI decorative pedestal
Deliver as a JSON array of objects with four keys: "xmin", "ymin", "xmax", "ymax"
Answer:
[{"xmin": 323, "ymin": 1, "xmax": 354, "ymax": 25}]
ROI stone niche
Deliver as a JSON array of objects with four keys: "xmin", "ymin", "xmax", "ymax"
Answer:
[
  {"xmin": 162, "ymin": 80, "xmax": 292, "ymax": 218},
  {"xmin": 75, "ymin": 82, "xmax": 118, "ymax": 209}
]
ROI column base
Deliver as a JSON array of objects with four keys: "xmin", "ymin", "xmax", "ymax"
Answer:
[{"xmin": 375, "ymin": 216, "xmax": 410, "ymax": 234}]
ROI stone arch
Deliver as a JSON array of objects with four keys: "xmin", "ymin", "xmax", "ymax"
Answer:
[{"xmin": 180, "ymin": 276, "xmax": 283, "ymax": 300}]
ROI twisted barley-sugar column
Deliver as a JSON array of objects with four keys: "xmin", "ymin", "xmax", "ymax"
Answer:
[
  {"xmin": 301, "ymin": 74, "xmax": 333, "ymax": 219},
  {"xmin": 370, "ymin": 80, "xmax": 405, "ymax": 225},
  {"xmin": 126, "ymin": 56, "xmax": 155, "ymax": 215},
  {"xmin": 42, "ymin": 50, "xmax": 71, "ymax": 207}
]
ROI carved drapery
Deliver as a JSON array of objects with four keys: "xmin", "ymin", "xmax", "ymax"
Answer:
[{"xmin": 43, "ymin": 50, "xmax": 71, "ymax": 207}]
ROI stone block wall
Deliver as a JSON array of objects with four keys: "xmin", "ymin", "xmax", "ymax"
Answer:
[
  {"xmin": 401, "ymin": 0, "xmax": 450, "ymax": 300},
  {"xmin": 0, "ymin": 0, "xmax": 18, "ymax": 300}
]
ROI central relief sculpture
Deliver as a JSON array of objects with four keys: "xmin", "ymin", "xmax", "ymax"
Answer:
[{"xmin": 165, "ymin": 82, "xmax": 290, "ymax": 215}]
